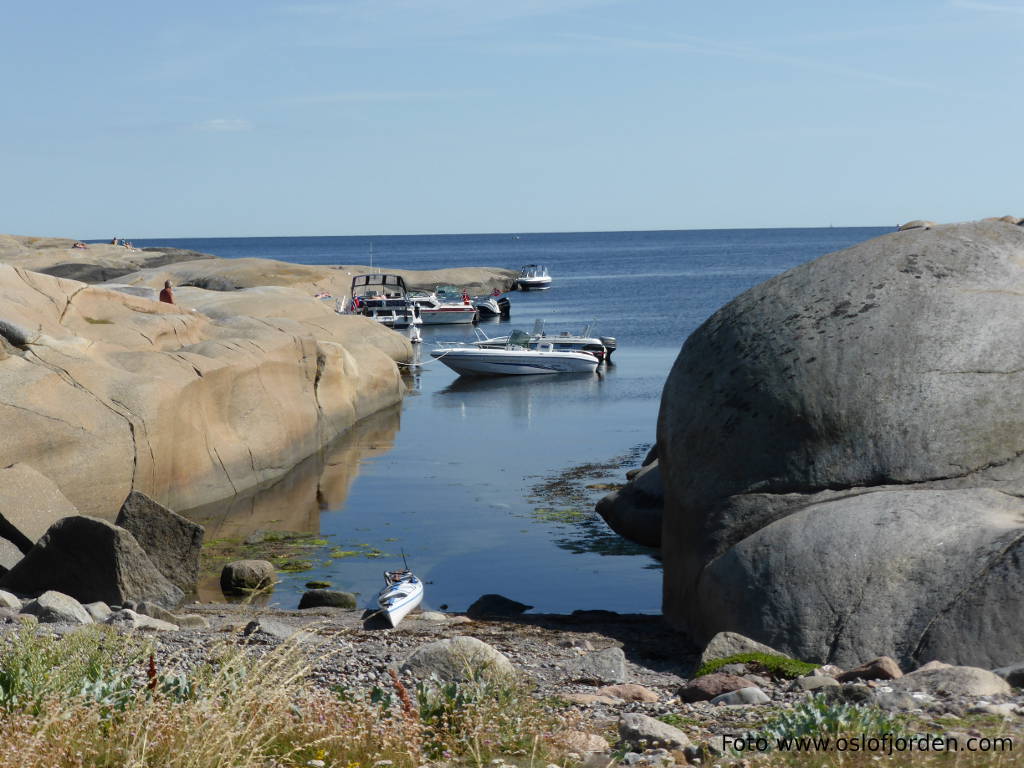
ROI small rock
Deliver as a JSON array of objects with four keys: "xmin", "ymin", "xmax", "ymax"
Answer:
[
  {"xmin": 298, "ymin": 589, "xmax": 357, "ymax": 609},
  {"xmin": 823, "ymin": 683, "xmax": 875, "ymax": 705},
  {"xmin": 597, "ymin": 683, "xmax": 659, "ymax": 702},
  {"xmin": 106, "ymin": 609, "xmax": 178, "ymax": 632},
  {"xmin": 836, "ymin": 656, "xmax": 902, "ymax": 683},
  {"xmin": 710, "ymin": 686, "xmax": 770, "ymax": 706},
  {"xmin": 790, "ymin": 675, "xmax": 840, "ymax": 692},
  {"xmin": 716, "ymin": 662, "xmax": 748, "ymax": 676},
  {"xmin": 565, "ymin": 646, "xmax": 627, "ymax": 684},
  {"xmin": 220, "ymin": 560, "xmax": 275, "ymax": 594},
  {"xmin": 21, "ymin": 590, "xmax": 92, "ymax": 624},
  {"xmin": 243, "ymin": 618, "xmax": 312, "ymax": 643},
  {"xmin": 174, "ymin": 614, "xmax": 210, "ymax": 629},
  {"xmin": 698, "ymin": 631, "xmax": 785, "ymax": 669},
  {"xmin": 0, "ymin": 589, "xmax": 22, "ymax": 610},
  {"xmin": 83, "ymin": 601, "xmax": 113, "ymax": 623},
  {"xmin": 466, "ymin": 593, "xmax": 533, "ymax": 618},
  {"xmin": 813, "ymin": 664, "xmax": 844, "ymax": 677},
  {"xmin": 618, "ymin": 712, "xmax": 692, "ymax": 750},
  {"xmin": 678, "ymin": 673, "xmax": 754, "ymax": 702},
  {"xmin": 967, "ymin": 702, "xmax": 1016, "ymax": 717},
  {"xmin": 874, "ymin": 690, "xmax": 922, "ymax": 711},
  {"xmin": 416, "ymin": 611, "xmax": 449, "ymax": 622},
  {"xmin": 563, "ymin": 731, "xmax": 611, "ymax": 753},
  {"xmin": 136, "ymin": 601, "xmax": 178, "ymax": 623}
]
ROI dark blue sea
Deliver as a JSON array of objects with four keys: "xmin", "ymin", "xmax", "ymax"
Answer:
[{"xmin": 136, "ymin": 228, "xmax": 891, "ymax": 614}]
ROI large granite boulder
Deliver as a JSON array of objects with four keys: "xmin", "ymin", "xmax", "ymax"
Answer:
[
  {"xmin": 0, "ymin": 516, "xmax": 183, "ymax": 608},
  {"xmin": 115, "ymin": 491, "xmax": 203, "ymax": 591},
  {"xmin": 658, "ymin": 220, "xmax": 1024, "ymax": 668}
]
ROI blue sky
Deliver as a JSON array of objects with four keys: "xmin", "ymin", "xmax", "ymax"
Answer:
[{"xmin": 2, "ymin": 0, "xmax": 1022, "ymax": 237}]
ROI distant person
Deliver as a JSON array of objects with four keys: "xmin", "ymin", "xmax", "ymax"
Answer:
[
  {"xmin": 72, "ymin": 241, "xmax": 87, "ymax": 249},
  {"xmin": 159, "ymin": 280, "xmax": 174, "ymax": 304},
  {"xmin": 111, "ymin": 236, "xmax": 119, "ymax": 245}
]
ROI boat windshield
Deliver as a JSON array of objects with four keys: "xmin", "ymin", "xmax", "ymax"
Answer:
[{"xmin": 507, "ymin": 329, "xmax": 531, "ymax": 348}]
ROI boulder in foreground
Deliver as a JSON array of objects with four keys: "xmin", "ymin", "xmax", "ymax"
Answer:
[{"xmin": 0, "ymin": 516, "xmax": 183, "ymax": 608}]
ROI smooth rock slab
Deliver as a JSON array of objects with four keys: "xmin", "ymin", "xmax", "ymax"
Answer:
[
  {"xmin": 710, "ymin": 686, "xmax": 770, "ymax": 706},
  {"xmin": 0, "ymin": 464, "xmax": 80, "ymax": 553},
  {"xmin": 83, "ymin": 601, "xmax": 112, "ymax": 623},
  {"xmin": 21, "ymin": 590, "xmax": 92, "ymax": 624},
  {"xmin": 617, "ymin": 713, "xmax": 692, "ymax": 750},
  {"xmin": 401, "ymin": 636, "xmax": 515, "ymax": 683}
]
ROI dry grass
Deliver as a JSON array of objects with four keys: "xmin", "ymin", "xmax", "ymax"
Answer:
[{"xmin": 0, "ymin": 625, "xmax": 582, "ymax": 768}]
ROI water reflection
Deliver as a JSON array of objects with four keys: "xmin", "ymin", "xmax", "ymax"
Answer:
[
  {"xmin": 433, "ymin": 372, "xmax": 605, "ymax": 424},
  {"xmin": 184, "ymin": 405, "xmax": 402, "ymax": 601}
]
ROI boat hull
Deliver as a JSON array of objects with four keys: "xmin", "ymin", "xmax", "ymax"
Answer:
[
  {"xmin": 431, "ymin": 347, "xmax": 599, "ymax": 376},
  {"xmin": 377, "ymin": 577, "xmax": 424, "ymax": 628},
  {"xmin": 517, "ymin": 277, "xmax": 551, "ymax": 290},
  {"xmin": 419, "ymin": 308, "xmax": 479, "ymax": 325}
]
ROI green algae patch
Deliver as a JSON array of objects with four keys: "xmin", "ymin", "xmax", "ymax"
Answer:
[{"xmin": 696, "ymin": 652, "xmax": 818, "ymax": 679}]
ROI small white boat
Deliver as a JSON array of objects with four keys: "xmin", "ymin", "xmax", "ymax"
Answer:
[
  {"xmin": 516, "ymin": 264, "xmax": 552, "ymax": 290},
  {"xmin": 473, "ymin": 319, "xmax": 616, "ymax": 363},
  {"xmin": 409, "ymin": 287, "xmax": 479, "ymax": 325},
  {"xmin": 431, "ymin": 329, "xmax": 600, "ymax": 376},
  {"xmin": 375, "ymin": 569, "xmax": 423, "ymax": 628}
]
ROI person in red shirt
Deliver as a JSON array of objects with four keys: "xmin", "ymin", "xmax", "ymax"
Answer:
[{"xmin": 159, "ymin": 280, "xmax": 174, "ymax": 304}]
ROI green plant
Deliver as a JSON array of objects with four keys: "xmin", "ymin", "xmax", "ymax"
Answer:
[
  {"xmin": 752, "ymin": 694, "xmax": 907, "ymax": 748},
  {"xmin": 696, "ymin": 651, "xmax": 818, "ymax": 679}
]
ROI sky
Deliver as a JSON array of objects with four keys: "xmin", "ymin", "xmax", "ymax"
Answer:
[{"xmin": 2, "ymin": 0, "xmax": 1022, "ymax": 238}]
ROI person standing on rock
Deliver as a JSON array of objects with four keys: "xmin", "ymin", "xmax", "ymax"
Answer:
[{"xmin": 159, "ymin": 280, "xmax": 174, "ymax": 304}]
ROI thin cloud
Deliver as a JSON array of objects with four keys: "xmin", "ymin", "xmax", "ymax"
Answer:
[
  {"xmin": 950, "ymin": 0, "xmax": 1024, "ymax": 13},
  {"xmin": 289, "ymin": 89, "xmax": 481, "ymax": 105},
  {"xmin": 561, "ymin": 32, "xmax": 938, "ymax": 90},
  {"xmin": 196, "ymin": 118, "xmax": 253, "ymax": 132}
]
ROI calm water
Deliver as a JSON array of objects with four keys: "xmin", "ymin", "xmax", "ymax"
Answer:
[{"xmin": 138, "ymin": 228, "xmax": 891, "ymax": 614}]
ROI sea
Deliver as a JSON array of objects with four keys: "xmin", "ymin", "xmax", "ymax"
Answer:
[{"xmin": 134, "ymin": 227, "xmax": 892, "ymax": 615}]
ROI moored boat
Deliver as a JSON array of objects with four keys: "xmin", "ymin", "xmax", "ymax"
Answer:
[
  {"xmin": 473, "ymin": 319, "xmax": 616, "ymax": 363},
  {"xmin": 343, "ymin": 274, "xmax": 417, "ymax": 329},
  {"xmin": 431, "ymin": 329, "xmax": 600, "ymax": 376},
  {"xmin": 408, "ymin": 288, "xmax": 478, "ymax": 325},
  {"xmin": 473, "ymin": 290, "xmax": 511, "ymax": 318},
  {"xmin": 516, "ymin": 264, "xmax": 552, "ymax": 290}
]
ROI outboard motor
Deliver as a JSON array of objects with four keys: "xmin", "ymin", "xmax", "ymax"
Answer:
[
  {"xmin": 497, "ymin": 297, "xmax": 511, "ymax": 317},
  {"xmin": 599, "ymin": 336, "xmax": 617, "ymax": 363}
]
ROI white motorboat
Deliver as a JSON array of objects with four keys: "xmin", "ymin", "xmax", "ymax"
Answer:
[
  {"xmin": 473, "ymin": 291, "xmax": 511, "ymax": 318},
  {"xmin": 343, "ymin": 274, "xmax": 418, "ymax": 329},
  {"xmin": 473, "ymin": 319, "xmax": 616, "ymax": 363},
  {"xmin": 408, "ymin": 287, "xmax": 478, "ymax": 325},
  {"xmin": 374, "ymin": 569, "xmax": 424, "ymax": 628},
  {"xmin": 516, "ymin": 264, "xmax": 552, "ymax": 290},
  {"xmin": 431, "ymin": 329, "xmax": 600, "ymax": 376}
]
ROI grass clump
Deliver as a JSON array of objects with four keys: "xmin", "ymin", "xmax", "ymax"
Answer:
[{"xmin": 696, "ymin": 651, "xmax": 817, "ymax": 679}]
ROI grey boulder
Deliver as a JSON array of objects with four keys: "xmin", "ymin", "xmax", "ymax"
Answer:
[
  {"xmin": 617, "ymin": 713, "xmax": 692, "ymax": 750},
  {"xmin": 564, "ymin": 646, "xmax": 627, "ymax": 684},
  {"xmin": 115, "ymin": 491, "xmax": 204, "ymax": 591},
  {"xmin": 220, "ymin": 560, "xmax": 275, "ymax": 594},
  {"xmin": 401, "ymin": 636, "xmax": 515, "ymax": 683},
  {"xmin": 21, "ymin": 590, "xmax": 92, "ymax": 624},
  {"xmin": 888, "ymin": 665, "xmax": 1011, "ymax": 697},
  {"xmin": 298, "ymin": 589, "xmax": 357, "ymax": 609},
  {"xmin": 596, "ymin": 460, "xmax": 663, "ymax": 548},
  {"xmin": 0, "ymin": 516, "xmax": 183, "ymax": 608}
]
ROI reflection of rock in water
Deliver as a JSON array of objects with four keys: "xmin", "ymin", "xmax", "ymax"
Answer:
[{"xmin": 182, "ymin": 405, "xmax": 401, "ymax": 601}]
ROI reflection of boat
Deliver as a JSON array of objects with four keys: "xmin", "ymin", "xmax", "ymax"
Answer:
[
  {"xmin": 408, "ymin": 287, "xmax": 479, "ymax": 325},
  {"xmin": 516, "ymin": 264, "xmax": 552, "ymax": 290},
  {"xmin": 375, "ymin": 569, "xmax": 423, "ymax": 627},
  {"xmin": 473, "ymin": 292, "xmax": 511, "ymax": 318},
  {"xmin": 473, "ymin": 319, "xmax": 616, "ymax": 363},
  {"xmin": 343, "ymin": 274, "xmax": 418, "ymax": 329},
  {"xmin": 430, "ymin": 329, "xmax": 600, "ymax": 376}
]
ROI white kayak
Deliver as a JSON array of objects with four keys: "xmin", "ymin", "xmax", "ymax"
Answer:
[{"xmin": 375, "ymin": 569, "xmax": 424, "ymax": 627}]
